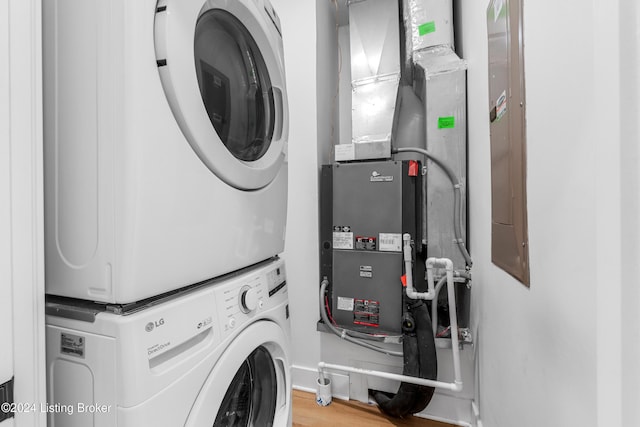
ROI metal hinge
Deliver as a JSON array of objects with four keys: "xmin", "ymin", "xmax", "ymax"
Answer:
[{"xmin": 0, "ymin": 377, "xmax": 14, "ymax": 422}]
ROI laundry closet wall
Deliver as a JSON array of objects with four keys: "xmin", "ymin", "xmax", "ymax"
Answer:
[
  {"xmin": 269, "ymin": 0, "xmax": 327, "ymax": 389},
  {"xmin": 456, "ymin": 0, "xmax": 640, "ymax": 426}
]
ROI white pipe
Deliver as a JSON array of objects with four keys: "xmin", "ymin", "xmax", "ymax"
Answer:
[
  {"xmin": 439, "ymin": 257, "xmax": 463, "ymax": 390},
  {"xmin": 403, "ymin": 233, "xmax": 436, "ymax": 300},
  {"xmin": 472, "ymin": 400, "xmax": 484, "ymax": 427},
  {"xmin": 318, "ymin": 361, "xmax": 463, "ymax": 392},
  {"xmin": 401, "ymin": 233, "xmax": 463, "ymax": 388},
  {"xmin": 402, "ymin": 245, "xmax": 463, "ymax": 389}
]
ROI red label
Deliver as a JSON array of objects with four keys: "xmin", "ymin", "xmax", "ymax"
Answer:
[{"xmin": 408, "ymin": 160, "xmax": 419, "ymax": 177}]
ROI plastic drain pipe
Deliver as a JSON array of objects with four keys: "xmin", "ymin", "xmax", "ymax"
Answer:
[{"xmin": 316, "ymin": 235, "xmax": 463, "ymax": 406}]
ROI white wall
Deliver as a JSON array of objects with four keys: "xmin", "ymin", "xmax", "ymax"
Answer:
[
  {"xmin": 0, "ymin": 1, "xmax": 15, "ymax": 410},
  {"xmin": 619, "ymin": 2, "xmax": 640, "ymax": 426},
  {"xmin": 0, "ymin": 0, "xmax": 46, "ymax": 426},
  {"xmin": 457, "ymin": 0, "xmax": 639, "ymax": 426},
  {"xmin": 269, "ymin": 0, "xmax": 322, "ymax": 386}
]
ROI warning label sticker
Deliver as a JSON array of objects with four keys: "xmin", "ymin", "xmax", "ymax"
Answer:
[
  {"xmin": 61, "ymin": 333, "xmax": 85, "ymax": 358},
  {"xmin": 359, "ymin": 265, "xmax": 373, "ymax": 278},
  {"xmin": 353, "ymin": 299, "xmax": 380, "ymax": 327},
  {"xmin": 379, "ymin": 233, "xmax": 402, "ymax": 252},
  {"xmin": 337, "ymin": 297, "xmax": 354, "ymax": 311},
  {"xmin": 355, "ymin": 236, "xmax": 376, "ymax": 251},
  {"xmin": 333, "ymin": 232, "xmax": 353, "ymax": 250}
]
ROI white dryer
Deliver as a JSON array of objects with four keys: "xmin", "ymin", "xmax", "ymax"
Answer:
[
  {"xmin": 46, "ymin": 258, "xmax": 291, "ymax": 427},
  {"xmin": 42, "ymin": 0, "xmax": 289, "ymax": 304}
]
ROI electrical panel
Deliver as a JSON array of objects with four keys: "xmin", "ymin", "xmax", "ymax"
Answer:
[{"xmin": 320, "ymin": 160, "xmax": 423, "ymax": 335}]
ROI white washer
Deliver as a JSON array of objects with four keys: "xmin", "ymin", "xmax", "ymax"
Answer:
[
  {"xmin": 42, "ymin": 0, "xmax": 289, "ymax": 303},
  {"xmin": 46, "ymin": 258, "xmax": 291, "ymax": 427}
]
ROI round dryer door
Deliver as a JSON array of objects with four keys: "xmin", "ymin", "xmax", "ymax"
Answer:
[
  {"xmin": 154, "ymin": 0, "xmax": 288, "ymax": 190},
  {"xmin": 185, "ymin": 321, "xmax": 290, "ymax": 426}
]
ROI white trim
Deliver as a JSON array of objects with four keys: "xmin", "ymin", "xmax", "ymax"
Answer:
[
  {"xmin": 594, "ymin": 1, "xmax": 623, "ymax": 426},
  {"xmin": 0, "ymin": 0, "xmax": 15, "ymax": 393},
  {"xmin": 8, "ymin": 0, "xmax": 46, "ymax": 426}
]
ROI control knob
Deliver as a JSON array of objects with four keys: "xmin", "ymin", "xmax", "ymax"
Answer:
[{"xmin": 240, "ymin": 286, "xmax": 259, "ymax": 313}]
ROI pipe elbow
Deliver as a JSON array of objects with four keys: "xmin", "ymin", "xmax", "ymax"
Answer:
[
  {"xmin": 405, "ymin": 288, "xmax": 419, "ymax": 299},
  {"xmin": 427, "ymin": 257, "xmax": 454, "ymax": 271},
  {"xmin": 406, "ymin": 288, "xmax": 435, "ymax": 300}
]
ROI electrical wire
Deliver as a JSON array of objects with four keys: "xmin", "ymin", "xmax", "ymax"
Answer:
[
  {"xmin": 436, "ymin": 326, "xmax": 451, "ymax": 338},
  {"xmin": 324, "ymin": 296, "xmax": 337, "ymax": 325}
]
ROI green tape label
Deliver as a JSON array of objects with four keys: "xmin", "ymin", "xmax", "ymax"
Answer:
[
  {"xmin": 418, "ymin": 21, "xmax": 436, "ymax": 36},
  {"xmin": 438, "ymin": 116, "xmax": 455, "ymax": 129}
]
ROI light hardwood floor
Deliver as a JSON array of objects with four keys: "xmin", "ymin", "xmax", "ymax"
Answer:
[{"xmin": 292, "ymin": 390, "xmax": 455, "ymax": 427}]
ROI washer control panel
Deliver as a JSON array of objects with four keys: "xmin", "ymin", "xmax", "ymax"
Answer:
[
  {"xmin": 216, "ymin": 259, "xmax": 285, "ymax": 337},
  {"xmin": 239, "ymin": 285, "xmax": 259, "ymax": 313}
]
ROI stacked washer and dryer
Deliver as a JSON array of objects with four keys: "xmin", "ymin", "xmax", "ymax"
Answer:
[{"xmin": 42, "ymin": 0, "xmax": 291, "ymax": 426}]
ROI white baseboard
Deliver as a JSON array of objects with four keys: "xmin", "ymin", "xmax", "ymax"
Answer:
[{"xmin": 415, "ymin": 392, "xmax": 476, "ymax": 427}]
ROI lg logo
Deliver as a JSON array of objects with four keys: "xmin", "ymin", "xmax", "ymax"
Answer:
[{"xmin": 145, "ymin": 318, "xmax": 165, "ymax": 332}]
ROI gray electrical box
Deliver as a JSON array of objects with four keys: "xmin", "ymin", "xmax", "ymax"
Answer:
[{"xmin": 320, "ymin": 160, "xmax": 422, "ymax": 335}]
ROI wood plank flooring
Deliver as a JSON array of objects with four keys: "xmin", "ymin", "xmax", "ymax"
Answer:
[{"xmin": 292, "ymin": 390, "xmax": 455, "ymax": 427}]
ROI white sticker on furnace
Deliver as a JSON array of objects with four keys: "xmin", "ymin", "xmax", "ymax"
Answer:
[
  {"xmin": 333, "ymin": 232, "xmax": 353, "ymax": 250},
  {"xmin": 379, "ymin": 233, "xmax": 402, "ymax": 252},
  {"xmin": 337, "ymin": 297, "xmax": 354, "ymax": 311}
]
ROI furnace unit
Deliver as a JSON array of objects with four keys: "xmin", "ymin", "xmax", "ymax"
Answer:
[{"xmin": 320, "ymin": 160, "xmax": 423, "ymax": 335}]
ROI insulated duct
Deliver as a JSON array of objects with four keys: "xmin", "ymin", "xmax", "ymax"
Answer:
[{"xmin": 336, "ymin": 0, "xmax": 402, "ymax": 161}]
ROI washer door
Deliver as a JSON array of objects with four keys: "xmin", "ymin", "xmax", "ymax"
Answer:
[
  {"xmin": 155, "ymin": 0, "xmax": 288, "ymax": 190},
  {"xmin": 185, "ymin": 321, "xmax": 290, "ymax": 426}
]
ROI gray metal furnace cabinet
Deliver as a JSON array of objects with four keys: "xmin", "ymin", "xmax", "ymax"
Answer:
[{"xmin": 320, "ymin": 160, "xmax": 422, "ymax": 335}]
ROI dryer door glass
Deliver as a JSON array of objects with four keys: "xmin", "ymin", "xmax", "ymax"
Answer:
[
  {"xmin": 195, "ymin": 10, "xmax": 275, "ymax": 163},
  {"xmin": 213, "ymin": 346, "xmax": 277, "ymax": 426}
]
